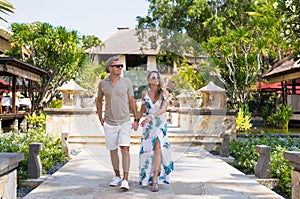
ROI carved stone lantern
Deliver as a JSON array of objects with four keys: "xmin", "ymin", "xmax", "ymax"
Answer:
[
  {"xmin": 198, "ymin": 81, "xmax": 226, "ymax": 109},
  {"xmin": 57, "ymin": 79, "xmax": 86, "ymax": 108}
]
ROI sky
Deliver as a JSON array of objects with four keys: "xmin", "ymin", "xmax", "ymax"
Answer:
[{"xmin": 0, "ymin": 0, "xmax": 150, "ymax": 39}]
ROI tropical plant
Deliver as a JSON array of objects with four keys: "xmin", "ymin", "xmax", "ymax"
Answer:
[
  {"xmin": 267, "ymin": 104, "xmax": 293, "ymax": 129},
  {"xmin": 236, "ymin": 104, "xmax": 252, "ymax": 132},
  {"xmin": 0, "ymin": 0, "xmax": 14, "ymax": 22},
  {"xmin": 5, "ymin": 22, "xmax": 102, "ymax": 107}
]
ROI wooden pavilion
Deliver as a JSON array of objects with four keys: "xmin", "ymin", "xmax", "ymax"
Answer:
[
  {"xmin": 0, "ymin": 57, "xmax": 47, "ymax": 127},
  {"xmin": 262, "ymin": 56, "xmax": 300, "ymax": 118}
]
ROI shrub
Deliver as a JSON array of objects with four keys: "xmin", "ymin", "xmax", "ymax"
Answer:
[
  {"xmin": 236, "ymin": 104, "xmax": 252, "ymax": 132},
  {"xmin": 48, "ymin": 99, "xmax": 62, "ymax": 108},
  {"xmin": 230, "ymin": 136, "xmax": 295, "ymax": 198},
  {"xmin": 0, "ymin": 112, "xmax": 65, "ymax": 180},
  {"xmin": 267, "ymin": 105, "xmax": 293, "ymax": 129}
]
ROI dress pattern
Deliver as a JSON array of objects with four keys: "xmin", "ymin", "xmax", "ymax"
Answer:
[{"xmin": 139, "ymin": 90, "xmax": 174, "ymax": 186}]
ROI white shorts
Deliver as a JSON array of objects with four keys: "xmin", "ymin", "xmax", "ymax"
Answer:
[{"xmin": 103, "ymin": 120, "xmax": 132, "ymax": 150}]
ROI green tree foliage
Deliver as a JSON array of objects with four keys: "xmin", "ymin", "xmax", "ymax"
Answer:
[
  {"xmin": 205, "ymin": 0, "xmax": 286, "ymax": 104},
  {"xmin": 276, "ymin": 0, "xmax": 300, "ymax": 56},
  {"xmin": 0, "ymin": 0, "xmax": 14, "ymax": 22},
  {"xmin": 138, "ymin": 0, "xmax": 290, "ymax": 106},
  {"xmin": 5, "ymin": 22, "xmax": 102, "ymax": 107},
  {"xmin": 76, "ymin": 59, "xmax": 106, "ymax": 97},
  {"xmin": 168, "ymin": 59, "xmax": 206, "ymax": 94}
]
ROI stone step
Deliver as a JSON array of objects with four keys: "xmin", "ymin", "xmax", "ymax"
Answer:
[
  {"xmin": 67, "ymin": 134, "xmax": 222, "ymax": 148},
  {"xmin": 68, "ymin": 134, "xmax": 221, "ymax": 140}
]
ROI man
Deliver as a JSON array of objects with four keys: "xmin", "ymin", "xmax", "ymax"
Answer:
[{"xmin": 96, "ymin": 56, "xmax": 139, "ymax": 190}]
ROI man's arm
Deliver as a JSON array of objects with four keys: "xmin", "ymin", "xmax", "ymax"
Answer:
[
  {"xmin": 96, "ymin": 95, "xmax": 104, "ymax": 125},
  {"xmin": 129, "ymin": 95, "xmax": 139, "ymax": 130}
]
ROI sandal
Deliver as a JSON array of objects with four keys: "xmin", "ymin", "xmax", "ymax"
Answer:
[{"xmin": 151, "ymin": 182, "xmax": 159, "ymax": 192}]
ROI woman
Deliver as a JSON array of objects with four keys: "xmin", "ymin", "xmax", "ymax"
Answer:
[{"xmin": 137, "ymin": 71, "xmax": 174, "ymax": 192}]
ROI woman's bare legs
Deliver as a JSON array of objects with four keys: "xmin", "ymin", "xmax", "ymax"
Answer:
[{"xmin": 152, "ymin": 137, "xmax": 161, "ymax": 191}]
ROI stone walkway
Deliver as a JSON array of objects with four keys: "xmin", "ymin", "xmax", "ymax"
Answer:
[{"xmin": 23, "ymin": 144, "xmax": 284, "ymax": 199}]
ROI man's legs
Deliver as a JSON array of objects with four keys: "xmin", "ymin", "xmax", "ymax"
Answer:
[
  {"xmin": 120, "ymin": 146, "xmax": 130, "ymax": 181},
  {"xmin": 103, "ymin": 123, "xmax": 122, "ymax": 186},
  {"xmin": 119, "ymin": 121, "xmax": 132, "ymax": 190},
  {"xmin": 110, "ymin": 149, "xmax": 120, "ymax": 177}
]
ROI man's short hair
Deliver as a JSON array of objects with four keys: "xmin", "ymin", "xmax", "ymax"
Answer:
[{"xmin": 105, "ymin": 56, "xmax": 119, "ymax": 72}]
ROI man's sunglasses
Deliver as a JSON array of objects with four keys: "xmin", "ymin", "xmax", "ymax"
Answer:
[{"xmin": 110, "ymin": 64, "xmax": 123, "ymax": 68}]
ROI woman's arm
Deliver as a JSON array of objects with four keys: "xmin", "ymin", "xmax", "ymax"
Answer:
[{"xmin": 140, "ymin": 89, "xmax": 169, "ymax": 127}]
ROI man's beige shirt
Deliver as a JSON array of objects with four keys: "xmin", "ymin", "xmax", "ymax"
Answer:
[{"xmin": 97, "ymin": 76, "xmax": 134, "ymax": 126}]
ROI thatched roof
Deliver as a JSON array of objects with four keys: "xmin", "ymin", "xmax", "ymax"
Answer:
[
  {"xmin": 0, "ymin": 57, "xmax": 47, "ymax": 82},
  {"xmin": 262, "ymin": 56, "xmax": 300, "ymax": 83},
  {"xmin": 86, "ymin": 28, "xmax": 160, "ymax": 55}
]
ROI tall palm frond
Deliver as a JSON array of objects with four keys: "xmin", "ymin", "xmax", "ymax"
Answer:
[{"xmin": 0, "ymin": 0, "xmax": 14, "ymax": 22}]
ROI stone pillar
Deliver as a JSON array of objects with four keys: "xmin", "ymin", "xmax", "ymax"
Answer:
[
  {"xmin": 0, "ymin": 153, "xmax": 24, "ymax": 199},
  {"xmin": 255, "ymin": 145, "xmax": 270, "ymax": 178},
  {"xmin": 10, "ymin": 119, "xmax": 18, "ymax": 131},
  {"xmin": 61, "ymin": 133, "xmax": 70, "ymax": 157},
  {"xmin": 220, "ymin": 133, "xmax": 230, "ymax": 157},
  {"xmin": 19, "ymin": 118, "xmax": 27, "ymax": 132},
  {"xmin": 28, "ymin": 143, "xmax": 44, "ymax": 179},
  {"xmin": 284, "ymin": 151, "xmax": 300, "ymax": 199},
  {"xmin": 177, "ymin": 108, "xmax": 191, "ymax": 130}
]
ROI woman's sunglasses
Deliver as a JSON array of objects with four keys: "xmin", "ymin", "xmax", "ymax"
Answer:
[
  {"xmin": 150, "ymin": 75, "xmax": 160, "ymax": 80},
  {"xmin": 110, "ymin": 64, "xmax": 123, "ymax": 68}
]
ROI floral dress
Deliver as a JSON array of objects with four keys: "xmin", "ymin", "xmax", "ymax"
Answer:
[{"xmin": 139, "ymin": 89, "xmax": 174, "ymax": 186}]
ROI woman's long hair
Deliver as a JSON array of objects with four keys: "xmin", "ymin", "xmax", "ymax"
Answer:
[{"xmin": 147, "ymin": 71, "xmax": 163, "ymax": 101}]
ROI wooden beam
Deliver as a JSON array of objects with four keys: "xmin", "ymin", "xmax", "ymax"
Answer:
[
  {"xmin": 12, "ymin": 76, "xmax": 16, "ymax": 113},
  {"xmin": 0, "ymin": 63, "xmax": 41, "ymax": 82},
  {"xmin": 267, "ymin": 71, "xmax": 300, "ymax": 83}
]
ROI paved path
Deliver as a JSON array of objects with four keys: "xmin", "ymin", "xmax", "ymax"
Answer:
[{"xmin": 23, "ymin": 145, "xmax": 284, "ymax": 199}]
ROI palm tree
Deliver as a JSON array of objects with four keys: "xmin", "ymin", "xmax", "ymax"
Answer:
[{"xmin": 0, "ymin": 0, "xmax": 14, "ymax": 22}]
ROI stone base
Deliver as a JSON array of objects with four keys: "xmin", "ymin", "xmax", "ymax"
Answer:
[
  {"xmin": 20, "ymin": 175, "xmax": 50, "ymax": 188},
  {"xmin": 45, "ymin": 108, "xmax": 102, "ymax": 138},
  {"xmin": 215, "ymin": 155, "xmax": 235, "ymax": 164},
  {"xmin": 247, "ymin": 175, "xmax": 279, "ymax": 190}
]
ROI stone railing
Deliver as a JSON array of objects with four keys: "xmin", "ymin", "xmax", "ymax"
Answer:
[
  {"xmin": 167, "ymin": 107, "xmax": 236, "ymax": 140},
  {"xmin": 284, "ymin": 151, "xmax": 300, "ymax": 199},
  {"xmin": 248, "ymin": 145, "xmax": 278, "ymax": 190},
  {"xmin": 0, "ymin": 152, "xmax": 24, "ymax": 199}
]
